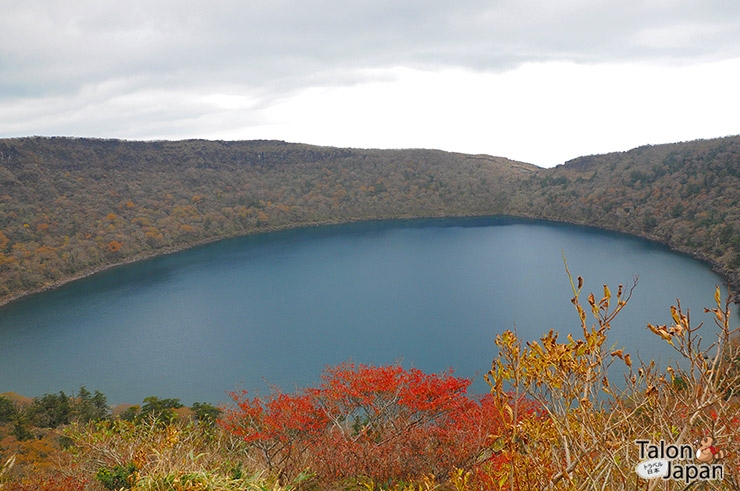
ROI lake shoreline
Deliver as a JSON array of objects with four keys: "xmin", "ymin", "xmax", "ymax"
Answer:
[
  {"xmin": 1, "ymin": 212, "xmax": 738, "ymax": 309},
  {"xmin": 0, "ymin": 212, "xmax": 732, "ymax": 405}
]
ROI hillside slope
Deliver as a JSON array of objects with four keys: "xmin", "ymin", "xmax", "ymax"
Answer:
[
  {"xmin": 0, "ymin": 137, "xmax": 535, "ymax": 303},
  {"xmin": 0, "ymin": 136, "xmax": 738, "ymax": 304},
  {"xmin": 510, "ymin": 136, "xmax": 740, "ymax": 291}
]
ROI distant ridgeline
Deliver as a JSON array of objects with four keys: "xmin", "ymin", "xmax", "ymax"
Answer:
[{"xmin": 0, "ymin": 136, "xmax": 738, "ymax": 304}]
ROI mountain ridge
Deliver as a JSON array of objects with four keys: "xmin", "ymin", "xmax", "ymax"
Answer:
[{"xmin": 0, "ymin": 135, "xmax": 738, "ymax": 305}]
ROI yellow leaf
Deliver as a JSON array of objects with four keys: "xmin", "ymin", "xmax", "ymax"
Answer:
[
  {"xmin": 671, "ymin": 306, "xmax": 680, "ymax": 324},
  {"xmin": 659, "ymin": 328, "xmax": 672, "ymax": 341},
  {"xmin": 503, "ymin": 403, "xmax": 514, "ymax": 421},
  {"xmin": 603, "ymin": 284, "xmax": 611, "ymax": 301},
  {"xmin": 715, "ymin": 286, "xmax": 721, "ymax": 308}
]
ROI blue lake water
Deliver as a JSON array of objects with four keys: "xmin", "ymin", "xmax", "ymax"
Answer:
[{"xmin": 0, "ymin": 217, "xmax": 732, "ymax": 405}]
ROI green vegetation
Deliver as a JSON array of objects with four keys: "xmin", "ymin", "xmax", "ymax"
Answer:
[
  {"xmin": 0, "ymin": 397, "xmax": 17, "ymax": 423},
  {"xmin": 96, "ymin": 463, "xmax": 137, "ymax": 490},
  {"xmin": 190, "ymin": 402, "xmax": 223, "ymax": 425},
  {"xmin": 0, "ymin": 391, "xmax": 243, "ymax": 490}
]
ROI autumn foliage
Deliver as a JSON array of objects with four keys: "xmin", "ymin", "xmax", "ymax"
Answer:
[
  {"xmin": 4, "ymin": 135, "xmax": 740, "ymax": 306},
  {"xmin": 2, "ymin": 264, "xmax": 740, "ymax": 489},
  {"xmin": 221, "ymin": 363, "xmax": 537, "ymax": 486},
  {"xmin": 485, "ymin": 264, "xmax": 740, "ymax": 490}
]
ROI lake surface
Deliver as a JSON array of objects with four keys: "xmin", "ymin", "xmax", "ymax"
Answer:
[{"xmin": 0, "ymin": 217, "xmax": 732, "ymax": 405}]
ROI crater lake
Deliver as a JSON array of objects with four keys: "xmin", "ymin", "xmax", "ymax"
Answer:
[{"xmin": 0, "ymin": 217, "xmax": 732, "ymax": 404}]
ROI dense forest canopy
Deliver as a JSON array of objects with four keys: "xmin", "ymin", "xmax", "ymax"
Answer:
[
  {"xmin": 0, "ymin": 135, "xmax": 738, "ymax": 304},
  {"xmin": 514, "ymin": 136, "xmax": 740, "ymax": 290}
]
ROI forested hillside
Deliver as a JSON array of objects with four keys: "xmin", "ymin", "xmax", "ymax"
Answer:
[
  {"xmin": 510, "ymin": 136, "xmax": 740, "ymax": 292},
  {"xmin": 0, "ymin": 135, "xmax": 738, "ymax": 304},
  {"xmin": 0, "ymin": 137, "xmax": 534, "ymax": 302}
]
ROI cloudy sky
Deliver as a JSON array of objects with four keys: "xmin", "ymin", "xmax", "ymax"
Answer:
[{"xmin": 2, "ymin": 0, "xmax": 739, "ymax": 167}]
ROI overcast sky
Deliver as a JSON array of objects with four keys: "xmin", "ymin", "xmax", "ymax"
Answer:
[{"xmin": 1, "ymin": 1, "xmax": 739, "ymax": 167}]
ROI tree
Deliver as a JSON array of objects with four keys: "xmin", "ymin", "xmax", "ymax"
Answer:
[
  {"xmin": 28, "ymin": 391, "xmax": 71, "ymax": 428},
  {"xmin": 221, "ymin": 363, "xmax": 519, "ymax": 485},
  {"xmin": 138, "ymin": 396, "xmax": 183, "ymax": 422},
  {"xmin": 485, "ymin": 264, "xmax": 740, "ymax": 489},
  {"xmin": 73, "ymin": 386, "xmax": 109, "ymax": 422},
  {"xmin": 190, "ymin": 402, "xmax": 222, "ymax": 424},
  {"xmin": 0, "ymin": 395, "xmax": 18, "ymax": 423},
  {"xmin": 119, "ymin": 405, "xmax": 140, "ymax": 422},
  {"xmin": 12, "ymin": 418, "xmax": 33, "ymax": 441}
]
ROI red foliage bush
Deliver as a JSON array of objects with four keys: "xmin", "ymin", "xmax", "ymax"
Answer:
[{"xmin": 222, "ymin": 363, "xmax": 539, "ymax": 484}]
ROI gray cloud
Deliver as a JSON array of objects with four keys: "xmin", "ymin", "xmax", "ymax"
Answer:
[
  {"xmin": 3, "ymin": 0, "xmax": 740, "ymax": 100},
  {"xmin": 2, "ymin": 0, "xmax": 740, "ymax": 161}
]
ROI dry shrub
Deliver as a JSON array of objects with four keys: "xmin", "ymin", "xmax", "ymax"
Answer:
[
  {"xmin": 65, "ymin": 417, "xmax": 263, "ymax": 490},
  {"xmin": 486, "ymin": 261, "xmax": 740, "ymax": 490}
]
